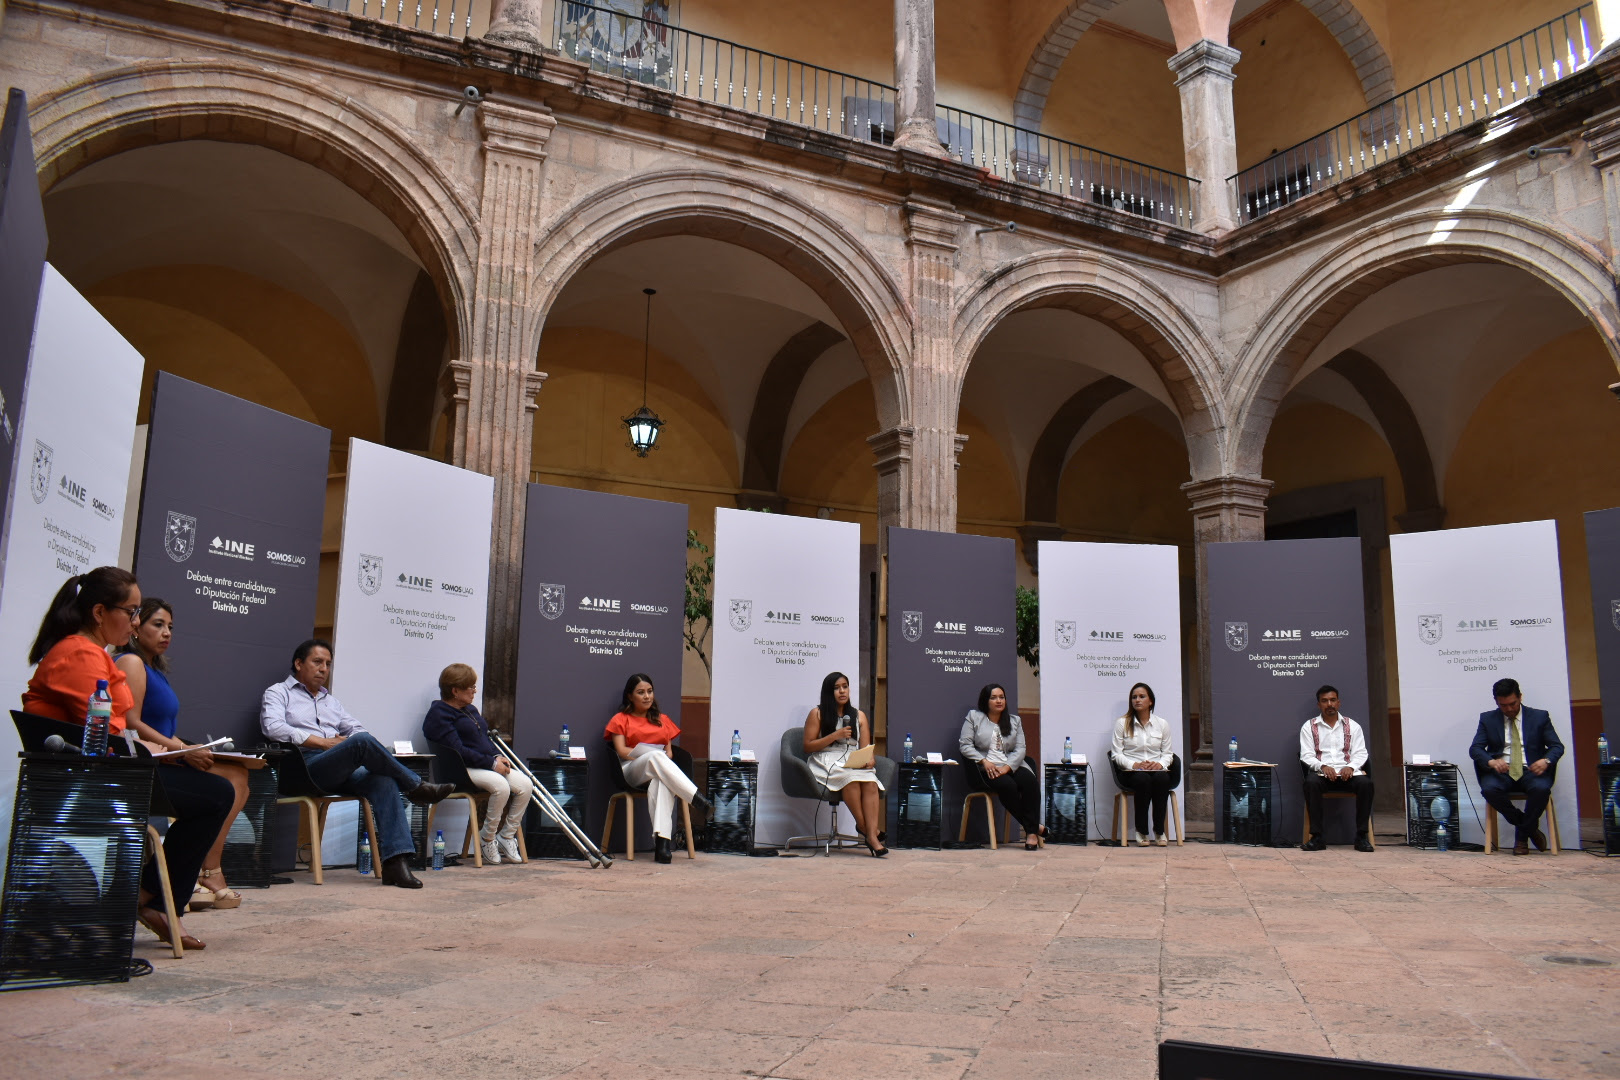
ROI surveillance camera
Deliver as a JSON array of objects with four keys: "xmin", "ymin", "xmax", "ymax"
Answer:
[
  {"xmin": 454, "ymin": 86, "xmax": 485, "ymax": 116},
  {"xmin": 1526, "ymin": 146, "xmax": 1541, "ymax": 159},
  {"xmin": 1005, "ymin": 221, "xmax": 1017, "ymax": 234},
  {"xmin": 1526, "ymin": 144, "xmax": 1572, "ymax": 159}
]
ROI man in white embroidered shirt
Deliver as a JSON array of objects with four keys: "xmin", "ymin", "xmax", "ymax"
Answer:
[{"xmin": 1299, "ymin": 684, "xmax": 1374, "ymax": 852}]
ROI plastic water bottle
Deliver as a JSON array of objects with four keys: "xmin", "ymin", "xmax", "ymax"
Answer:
[
  {"xmin": 357, "ymin": 833, "xmax": 372, "ymax": 875},
  {"xmin": 432, "ymin": 830, "xmax": 445, "ymax": 870},
  {"xmin": 1600, "ymin": 733, "xmax": 1611, "ymax": 765},
  {"xmin": 903, "ymin": 733, "xmax": 913, "ymax": 763},
  {"xmin": 559, "ymin": 725, "xmax": 570, "ymax": 756},
  {"xmin": 82, "ymin": 680, "xmax": 112, "ymax": 756},
  {"xmin": 1062, "ymin": 736, "xmax": 1073, "ymax": 764},
  {"xmin": 1435, "ymin": 823, "xmax": 1449, "ymax": 852},
  {"xmin": 1229, "ymin": 736, "xmax": 1239, "ymax": 762}
]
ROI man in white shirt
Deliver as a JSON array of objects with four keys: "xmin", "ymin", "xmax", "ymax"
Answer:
[{"xmin": 1299, "ymin": 684, "xmax": 1374, "ymax": 852}]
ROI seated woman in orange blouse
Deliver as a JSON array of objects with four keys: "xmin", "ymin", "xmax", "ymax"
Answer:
[
  {"xmin": 605, "ymin": 672, "xmax": 710, "ymax": 864},
  {"xmin": 24, "ymin": 567, "xmax": 234, "ymax": 950}
]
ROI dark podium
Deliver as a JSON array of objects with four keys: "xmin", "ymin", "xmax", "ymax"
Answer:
[
  {"xmin": 1222, "ymin": 763, "xmax": 1274, "ymax": 846},
  {"xmin": 704, "ymin": 759, "xmax": 758, "ymax": 854},
  {"xmin": 893, "ymin": 760, "xmax": 948, "ymax": 849},
  {"xmin": 0, "ymin": 754, "xmax": 156, "ymax": 990},
  {"xmin": 1043, "ymin": 762, "xmax": 1089, "ymax": 844},
  {"xmin": 525, "ymin": 756, "xmax": 590, "ymax": 860}
]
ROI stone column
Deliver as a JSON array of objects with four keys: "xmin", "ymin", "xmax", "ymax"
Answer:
[
  {"xmin": 1180, "ymin": 475, "xmax": 1271, "ymax": 821},
  {"xmin": 868, "ymin": 198, "xmax": 965, "ymax": 543},
  {"xmin": 893, "ymin": 0, "xmax": 948, "ymax": 157},
  {"xmin": 1168, "ymin": 40, "xmax": 1241, "ymax": 235},
  {"xmin": 450, "ymin": 100, "xmax": 555, "ymax": 732},
  {"xmin": 485, "ymin": 0, "xmax": 548, "ymax": 51}
]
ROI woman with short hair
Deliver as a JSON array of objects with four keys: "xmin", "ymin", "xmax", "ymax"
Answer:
[
  {"xmin": 422, "ymin": 663, "xmax": 532, "ymax": 864},
  {"xmin": 1109, "ymin": 682, "xmax": 1175, "ymax": 847},
  {"xmin": 115, "ymin": 597, "xmax": 252, "ymax": 910},
  {"xmin": 960, "ymin": 682, "xmax": 1044, "ymax": 850},
  {"xmin": 24, "ymin": 568, "xmax": 234, "ymax": 950},
  {"xmin": 803, "ymin": 671, "xmax": 886, "ymax": 856},
  {"xmin": 605, "ymin": 673, "xmax": 708, "ymax": 864}
]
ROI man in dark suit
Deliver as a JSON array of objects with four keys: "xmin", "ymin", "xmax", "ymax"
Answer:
[{"xmin": 1469, "ymin": 677, "xmax": 1563, "ymax": 855}]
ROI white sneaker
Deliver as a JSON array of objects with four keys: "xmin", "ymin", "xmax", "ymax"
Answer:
[
  {"xmin": 1156, "ymin": 834, "xmax": 1169, "ymax": 847},
  {"xmin": 479, "ymin": 838, "xmax": 501, "ymax": 865},
  {"xmin": 496, "ymin": 835, "xmax": 523, "ymax": 864},
  {"xmin": 1135, "ymin": 832, "xmax": 1150, "ymax": 847}
]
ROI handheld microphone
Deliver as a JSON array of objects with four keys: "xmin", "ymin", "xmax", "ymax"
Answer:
[{"xmin": 43, "ymin": 734, "xmax": 81, "ymax": 755}]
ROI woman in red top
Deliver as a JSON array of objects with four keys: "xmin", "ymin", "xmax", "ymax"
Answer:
[
  {"xmin": 23, "ymin": 567, "xmax": 234, "ymax": 950},
  {"xmin": 605, "ymin": 673, "xmax": 710, "ymax": 864}
]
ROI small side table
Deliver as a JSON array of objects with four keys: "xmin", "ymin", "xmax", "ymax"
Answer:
[
  {"xmin": 525, "ymin": 757, "xmax": 590, "ymax": 860},
  {"xmin": 1403, "ymin": 762, "xmax": 1460, "ymax": 849},
  {"xmin": 221, "ymin": 747, "xmax": 285, "ymax": 888},
  {"xmin": 1599, "ymin": 761, "xmax": 1620, "ymax": 856},
  {"xmin": 894, "ymin": 760, "xmax": 949, "ymax": 849},
  {"xmin": 705, "ymin": 759, "xmax": 758, "ymax": 854},
  {"xmin": 1223, "ymin": 763, "xmax": 1274, "ymax": 846},
  {"xmin": 0, "ymin": 753, "xmax": 156, "ymax": 990},
  {"xmin": 1043, "ymin": 762, "xmax": 1089, "ymax": 844}
]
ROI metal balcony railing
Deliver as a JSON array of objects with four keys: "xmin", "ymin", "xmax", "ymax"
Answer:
[
  {"xmin": 554, "ymin": 2, "xmax": 1198, "ymax": 228},
  {"xmin": 1231, "ymin": 4, "xmax": 1597, "ymax": 224},
  {"xmin": 305, "ymin": 0, "xmax": 476, "ymax": 39}
]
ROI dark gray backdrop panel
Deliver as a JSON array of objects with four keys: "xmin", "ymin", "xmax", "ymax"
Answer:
[
  {"xmin": 1209, "ymin": 537, "xmax": 1369, "ymax": 846},
  {"xmin": 514, "ymin": 484, "xmax": 687, "ymax": 847},
  {"xmin": 886, "ymin": 527, "xmax": 1016, "ymax": 842},
  {"xmin": 133, "ymin": 373, "xmax": 329, "ymax": 747},
  {"xmin": 0, "ymin": 90, "xmax": 48, "ymax": 563},
  {"xmin": 1585, "ymin": 507, "xmax": 1620, "ymax": 732}
]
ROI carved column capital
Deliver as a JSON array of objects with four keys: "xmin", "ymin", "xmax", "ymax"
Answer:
[
  {"xmin": 867, "ymin": 425, "xmax": 916, "ymax": 474},
  {"xmin": 1167, "ymin": 39, "xmax": 1241, "ymax": 86},
  {"xmin": 904, "ymin": 199, "xmax": 964, "ymax": 253},
  {"xmin": 478, "ymin": 101, "xmax": 557, "ymax": 162},
  {"xmin": 1181, "ymin": 474, "xmax": 1273, "ymax": 525}
]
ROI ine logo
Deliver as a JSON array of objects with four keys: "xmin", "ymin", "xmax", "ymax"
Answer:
[
  {"xmin": 578, "ymin": 595, "xmax": 620, "ymax": 612},
  {"xmin": 728, "ymin": 599, "xmax": 753, "ymax": 632},
  {"xmin": 1224, "ymin": 621, "xmax": 1248, "ymax": 652},
  {"xmin": 1089, "ymin": 629, "xmax": 1123, "ymax": 641},
  {"xmin": 934, "ymin": 620, "xmax": 967, "ymax": 635},
  {"xmin": 209, "ymin": 535, "xmax": 256, "ymax": 562},
  {"xmin": 164, "ymin": 511, "xmax": 197, "ymax": 563},
  {"xmin": 539, "ymin": 584, "xmax": 566, "ymax": 621},
  {"xmin": 1261, "ymin": 629, "xmax": 1301, "ymax": 641},
  {"xmin": 1055, "ymin": 620, "xmax": 1076, "ymax": 650},
  {"xmin": 902, "ymin": 611, "xmax": 922, "ymax": 642},
  {"xmin": 357, "ymin": 554, "xmax": 384, "ymax": 596},
  {"xmin": 29, "ymin": 440, "xmax": 52, "ymax": 504},
  {"xmin": 1418, "ymin": 615, "xmax": 1443, "ymax": 645},
  {"xmin": 396, "ymin": 572, "xmax": 434, "ymax": 593}
]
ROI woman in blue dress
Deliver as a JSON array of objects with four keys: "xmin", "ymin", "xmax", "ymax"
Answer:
[{"xmin": 116, "ymin": 598, "xmax": 252, "ymax": 910}]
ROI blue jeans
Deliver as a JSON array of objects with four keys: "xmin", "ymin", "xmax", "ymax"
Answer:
[{"xmin": 302, "ymin": 734, "xmax": 422, "ymax": 861}]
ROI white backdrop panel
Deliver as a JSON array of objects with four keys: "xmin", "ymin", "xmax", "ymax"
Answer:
[
  {"xmin": 1038, "ymin": 541, "xmax": 1183, "ymax": 839},
  {"xmin": 1391, "ymin": 520, "xmax": 1578, "ymax": 847},
  {"xmin": 0, "ymin": 266, "xmax": 143, "ymax": 857},
  {"xmin": 709, "ymin": 508, "xmax": 860, "ymax": 846},
  {"xmin": 333, "ymin": 439, "xmax": 493, "ymax": 844}
]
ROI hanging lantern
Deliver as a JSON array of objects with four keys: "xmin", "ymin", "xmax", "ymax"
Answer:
[{"xmin": 623, "ymin": 287, "xmax": 665, "ymax": 457}]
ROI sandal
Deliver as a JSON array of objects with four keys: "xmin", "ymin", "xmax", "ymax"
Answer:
[
  {"xmin": 137, "ymin": 906, "xmax": 206, "ymax": 950},
  {"xmin": 195, "ymin": 868, "xmax": 242, "ymax": 910},
  {"xmin": 188, "ymin": 883, "xmax": 215, "ymax": 911}
]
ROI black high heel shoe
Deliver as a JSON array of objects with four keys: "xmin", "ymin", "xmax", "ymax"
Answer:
[{"xmin": 864, "ymin": 837, "xmax": 889, "ymax": 857}]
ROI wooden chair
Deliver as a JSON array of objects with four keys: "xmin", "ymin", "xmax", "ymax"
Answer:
[
  {"xmin": 959, "ymin": 763, "xmax": 1044, "ymax": 850},
  {"xmin": 423, "ymin": 740, "xmax": 529, "ymax": 866},
  {"xmin": 1483, "ymin": 793, "xmax": 1560, "ymax": 854},
  {"xmin": 1110, "ymin": 754, "xmax": 1186, "ymax": 846},
  {"xmin": 1300, "ymin": 794, "xmax": 1374, "ymax": 848},
  {"xmin": 270, "ymin": 743, "xmax": 382, "ymax": 884},
  {"xmin": 601, "ymin": 743, "xmax": 697, "ymax": 861}
]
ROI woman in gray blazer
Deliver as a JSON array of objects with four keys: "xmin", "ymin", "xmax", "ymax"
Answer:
[{"xmin": 959, "ymin": 683, "xmax": 1045, "ymax": 850}]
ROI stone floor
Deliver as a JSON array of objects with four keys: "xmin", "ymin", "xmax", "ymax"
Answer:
[{"xmin": 4, "ymin": 838, "xmax": 1620, "ymax": 1079}]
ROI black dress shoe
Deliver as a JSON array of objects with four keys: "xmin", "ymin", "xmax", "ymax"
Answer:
[
  {"xmin": 405, "ymin": 781, "xmax": 453, "ymax": 806},
  {"xmin": 1354, "ymin": 835, "xmax": 1375, "ymax": 853},
  {"xmin": 1512, "ymin": 840, "xmax": 1531, "ymax": 856},
  {"xmin": 654, "ymin": 837, "xmax": 672, "ymax": 864},
  {"xmin": 381, "ymin": 854, "xmax": 423, "ymax": 888},
  {"xmin": 1529, "ymin": 828, "xmax": 1548, "ymax": 852},
  {"xmin": 1301, "ymin": 836, "xmax": 1327, "ymax": 851},
  {"xmin": 690, "ymin": 792, "xmax": 713, "ymax": 814}
]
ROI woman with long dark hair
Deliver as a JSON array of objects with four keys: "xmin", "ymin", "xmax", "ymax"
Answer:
[
  {"xmin": 115, "ymin": 597, "xmax": 252, "ymax": 910},
  {"xmin": 1109, "ymin": 682, "xmax": 1175, "ymax": 846},
  {"xmin": 605, "ymin": 673, "xmax": 709, "ymax": 863},
  {"xmin": 24, "ymin": 568, "xmax": 234, "ymax": 949},
  {"xmin": 959, "ymin": 682, "xmax": 1044, "ymax": 850},
  {"xmin": 802, "ymin": 671, "xmax": 886, "ymax": 856}
]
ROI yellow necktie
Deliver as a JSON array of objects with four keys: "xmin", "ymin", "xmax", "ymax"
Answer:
[{"xmin": 1508, "ymin": 717, "xmax": 1524, "ymax": 781}]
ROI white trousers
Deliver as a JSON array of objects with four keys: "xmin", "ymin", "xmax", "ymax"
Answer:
[
  {"xmin": 466, "ymin": 766, "xmax": 534, "ymax": 840},
  {"xmin": 620, "ymin": 750, "xmax": 697, "ymax": 839}
]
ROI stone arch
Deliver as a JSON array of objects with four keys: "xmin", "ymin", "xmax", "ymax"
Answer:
[
  {"xmin": 1012, "ymin": 0, "xmax": 1395, "ymax": 133},
  {"xmin": 741, "ymin": 321, "xmax": 845, "ymax": 498},
  {"xmin": 25, "ymin": 59, "xmax": 478, "ymax": 359},
  {"xmin": 1322, "ymin": 349, "xmax": 1442, "ymax": 530},
  {"xmin": 1024, "ymin": 375, "xmax": 1133, "ymax": 522},
  {"xmin": 953, "ymin": 250, "xmax": 1228, "ymax": 480},
  {"xmin": 1229, "ymin": 206, "xmax": 1620, "ymax": 478},
  {"xmin": 528, "ymin": 171, "xmax": 912, "ymax": 431}
]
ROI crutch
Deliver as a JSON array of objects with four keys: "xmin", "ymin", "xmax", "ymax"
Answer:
[{"xmin": 490, "ymin": 731, "xmax": 612, "ymax": 868}]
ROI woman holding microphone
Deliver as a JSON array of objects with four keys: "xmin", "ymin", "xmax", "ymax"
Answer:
[{"xmin": 803, "ymin": 671, "xmax": 886, "ymax": 856}]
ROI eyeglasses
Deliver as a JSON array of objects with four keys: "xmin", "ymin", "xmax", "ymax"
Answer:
[{"xmin": 110, "ymin": 605, "xmax": 140, "ymax": 620}]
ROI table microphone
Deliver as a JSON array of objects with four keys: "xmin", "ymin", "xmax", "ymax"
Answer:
[{"xmin": 43, "ymin": 734, "xmax": 81, "ymax": 755}]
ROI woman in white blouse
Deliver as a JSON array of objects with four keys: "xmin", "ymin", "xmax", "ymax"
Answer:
[{"xmin": 1109, "ymin": 682, "xmax": 1175, "ymax": 846}]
